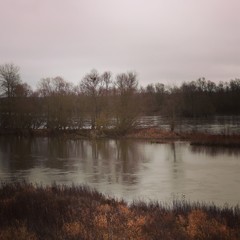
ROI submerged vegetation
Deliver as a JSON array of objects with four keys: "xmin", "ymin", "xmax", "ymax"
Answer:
[
  {"xmin": 1, "ymin": 63, "xmax": 240, "ymax": 136},
  {"xmin": 0, "ymin": 182, "xmax": 239, "ymax": 240}
]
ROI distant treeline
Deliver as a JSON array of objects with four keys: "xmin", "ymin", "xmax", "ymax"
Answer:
[
  {"xmin": 0, "ymin": 63, "xmax": 240, "ymax": 134},
  {"xmin": 143, "ymin": 77, "xmax": 240, "ymax": 117}
]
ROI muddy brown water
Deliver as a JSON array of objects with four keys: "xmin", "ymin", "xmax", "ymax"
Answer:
[{"xmin": 0, "ymin": 136, "xmax": 240, "ymax": 206}]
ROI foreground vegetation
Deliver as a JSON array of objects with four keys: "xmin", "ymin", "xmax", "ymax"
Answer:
[{"xmin": 0, "ymin": 182, "xmax": 239, "ymax": 240}]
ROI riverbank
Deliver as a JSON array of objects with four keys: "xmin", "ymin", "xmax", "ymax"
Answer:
[
  {"xmin": 126, "ymin": 128, "xmax": 240, "ymax": 147},
  {"xmin": 0, "ymin": 182, "xmax": 239, "ymax": 240}
]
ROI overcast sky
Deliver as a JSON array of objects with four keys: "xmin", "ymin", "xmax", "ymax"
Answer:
[{"xmin": 0, "ymin": 0, "xmax": 240, "ymax": 88}]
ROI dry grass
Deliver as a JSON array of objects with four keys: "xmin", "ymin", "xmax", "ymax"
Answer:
[
  {"xmin": 126, "ymin": 127, "xmax": 240, "ymax": 148},
  {"xmin": 0, "ymin": 182, "xmax": 239, "ymax": 240},
  {"xmin": 127, "ymin": 128, "xmax": 180, "ymax": 140}
]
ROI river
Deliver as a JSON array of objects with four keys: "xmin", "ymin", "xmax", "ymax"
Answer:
[{"xmin": 0, "ymin": 136, "xmax": 240, "ymax": 206}]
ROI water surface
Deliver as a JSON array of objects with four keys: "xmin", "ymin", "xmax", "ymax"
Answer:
[
  {"xmin": 0, "ymin": 136, "xmax": 240, "ymax": 206},
  {"xmin": 139, "ymin": 115, "xmax": 240, "ymax": 134}
]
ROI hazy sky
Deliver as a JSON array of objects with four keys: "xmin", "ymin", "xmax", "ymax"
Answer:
[{"xmin": 0, "ymin": 0, "xmax": 240, "ymax": 88}]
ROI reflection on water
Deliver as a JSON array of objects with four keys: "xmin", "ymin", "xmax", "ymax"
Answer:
[
  {"xmin": 190, "ymin": 145, "xmax": 240, "ymax": 157},
  {"xmin": 0, "ymin": 137, "xmax": 145, "ymax": 187},
  {"xmin": 0, "ymin": 137, "xmax": 240, "ymax": 206}
]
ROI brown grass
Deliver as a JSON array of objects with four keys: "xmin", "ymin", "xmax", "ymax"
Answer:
[
  {"xmin": 127, "ymin": 127, "xmax": 181, "ymax": 140},
  {"xmin": 126, "ymin": 127, "xmax": 240, "ymax": 148},
  {"xmin": 0, "ymin": 182, "xmax": 239, "ymax": 240}
]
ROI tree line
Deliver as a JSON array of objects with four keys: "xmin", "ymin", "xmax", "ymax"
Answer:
[
  {"xmin": 0, "ymin": 63, "xmax": 240, "ymax": 134},
  {"xmin": 0, "ymin": 63, "xmax": 140, "ymax": 134}
]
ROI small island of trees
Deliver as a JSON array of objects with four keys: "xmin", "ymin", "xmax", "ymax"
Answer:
[{"xmin": 0, "ymin": 63, "xmax": 240, "ymax": 136}]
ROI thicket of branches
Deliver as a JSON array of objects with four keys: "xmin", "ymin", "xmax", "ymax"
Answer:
[
  {"xmin": 143, "ymin": 77, "xmax": 240, "ymax": 117},
  {"xmin": 0, "ymin": 63, "xmax": 240, "ymax": 134},
  {"xmin": 0, "ymin": 64, "xmax": 141, "ymax": 134}
]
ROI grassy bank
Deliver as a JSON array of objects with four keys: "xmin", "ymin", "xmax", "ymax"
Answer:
[
  {"xmin": 0, "ymin": 182, "xmax": 239, "ymax": 239},
  {"xmin": 127, "ymin": 128, "xmax": 240, "ymax": 147}
]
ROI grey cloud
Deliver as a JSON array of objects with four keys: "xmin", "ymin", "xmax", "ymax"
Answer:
[{"xmin": 0, "ymin": 0, "xmax": 240, "ymax": 88}]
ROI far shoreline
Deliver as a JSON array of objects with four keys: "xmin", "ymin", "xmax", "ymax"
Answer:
[{"xmin": 1, "ymin": 127, "xmax": 240, "ymax": 148}]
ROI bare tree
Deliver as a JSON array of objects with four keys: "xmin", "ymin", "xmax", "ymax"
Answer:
[
  {"xmin": 14, "ymin": 82, "xmax": 33, "ymax": 97},
  {"xmin": 37, "ymin": 77, "xmax": 75, "ymax": 130},
  {"xmin": 37, "ymin": 78, "xmax": 52, "ymax": 97},
  {"xmin": 80, "ymin": 69, "xmax": 103, "ymax": 129},
  {"xmin": 115, "ymin": 72, "xmax": 138, "ymax": 95},
  {"xmin": 80, "ymin": 69, "xmax": 102, "ymax": 96},
  {"xmin": 114, "ymin": 71, "xmax": 140, "ymax": 133},
  {"xmin": 0, "ymin": 63, "xmax": 21, "ymax": 98},
  {"xmin": 0, "ymin": 63, "xmax": 21, "ymax": 128},
  {"xmin": 52, "ymin": 76, "xmax": 73, "ymax": 95},
  {"xmin": 101, "ymin": 71, "xmax": 112, "ymax": 93}
]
